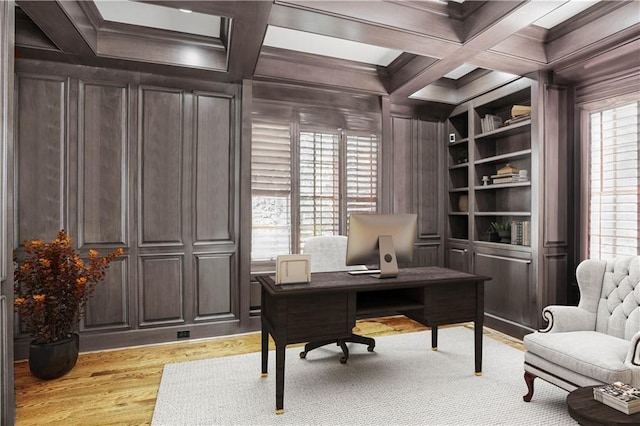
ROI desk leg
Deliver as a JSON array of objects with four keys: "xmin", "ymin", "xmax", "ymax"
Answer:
[
  {"xmin": 474, "ymin": 321, "xmax": 483, "ymax": 376},
  {"xmin": 431, "ymin": 326, "xmax": 438, "ymax": 351},
  {"xmin": 261, "ymin": 322, "xmax": 268, "ymax": 377},
  {"xmin": 275, "ymin": 344, "xmax": 285, "ymax": 414}
]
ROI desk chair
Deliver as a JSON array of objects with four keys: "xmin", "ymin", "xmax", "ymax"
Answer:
[{"xmin": 299, "ymin": 235, "xmax": 375, "ymax": 363}]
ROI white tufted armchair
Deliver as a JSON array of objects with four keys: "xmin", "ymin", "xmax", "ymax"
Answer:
[{"xmin": 523, "ymin": 256, "xmax": 640, "ymax": 401}]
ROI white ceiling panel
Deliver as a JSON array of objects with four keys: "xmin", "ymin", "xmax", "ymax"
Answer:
[
  {"xmin": 263, "ymin": 26, "xmax": 403, "ymax": 67},
  {"xmin": 94, "ymin": 0, "xmax": 221, "ymax": 38}
]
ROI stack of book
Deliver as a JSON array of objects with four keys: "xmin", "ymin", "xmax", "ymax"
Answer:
[
  {"xmin": 480, "ymin": 114, "xmax": 503, "ymax": 133},
  {"xmin": 504, "ymin": 104, "xmax": 531, "ymax": 126},
  {"xmin": 491, "ymin": 173, "xmax": 519, "ymax": 184},
  {"xmin": 510, "ymin": 221, "xmax": 530, "ymax": 246},
  {"xmin": 593, "ymin": 382, "xmax": 640, "ymax": 414}
]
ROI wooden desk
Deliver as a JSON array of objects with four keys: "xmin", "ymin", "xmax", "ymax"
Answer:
[{"xmin": 256, "ymin": 266, "xmax": 491, "ymax": 413}]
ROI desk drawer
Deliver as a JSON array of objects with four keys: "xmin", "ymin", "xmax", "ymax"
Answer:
[
  {"xmin": 285, "ymin": 293, "xmax": 353, "ymax": 343},
  {"xmin": 424, "ymin": 282, "xmax": 478, "ymax": 324}
]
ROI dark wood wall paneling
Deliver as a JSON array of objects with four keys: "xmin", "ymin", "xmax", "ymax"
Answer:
[
  {"xmin": 13, "ymin": 59, "xmax": 242, "ymax": 359},
  {"xmin": 390, "ymin": 115, "xmax": 443, "ymax": 267},
  {"xmin": 0, "ymin": 2, "xmax": 14, "ymax": 424}
]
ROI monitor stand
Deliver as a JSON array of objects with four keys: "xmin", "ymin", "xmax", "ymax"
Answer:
[
  {"xmin": 373, "ymin": 235, "xmax": 398, "ymax": 278},
  {"xmin": 346, "ymin": 235, "xmax": 399, "ymax": 278}
]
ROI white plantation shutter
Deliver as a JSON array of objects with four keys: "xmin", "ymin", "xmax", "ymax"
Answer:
[
  {"xmin": 251, "ymin": 112, "xmax": 379, "ymax": 263},
  {"xmin": 589, "ymin": 101, "xmax": 640, "ymax": 259},
  {"xmin": 346, "ymin": 134, "xmax": 378, "ymax": 216},
  {"xmin": 251, "ymin": 119, "xmax": 292, "ymax": 261},
  {"xmin": 299, "ymin": 131, "xmax": 340, "ymax": 244}
]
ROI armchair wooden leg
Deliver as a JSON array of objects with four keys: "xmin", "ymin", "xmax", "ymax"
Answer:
[{"xmin": 523, "ymin": 371, "xmax": 536, "ymax": 402}]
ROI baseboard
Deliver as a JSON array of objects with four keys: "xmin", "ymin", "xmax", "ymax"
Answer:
[{"xmin": 484, "ymin": 313, "xmax": 535, "ymax": 340}]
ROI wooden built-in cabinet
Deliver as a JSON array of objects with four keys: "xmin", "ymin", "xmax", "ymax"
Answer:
[{"xmin": 444, "ymin": 76, "xmax": 569, "ymax": 338}]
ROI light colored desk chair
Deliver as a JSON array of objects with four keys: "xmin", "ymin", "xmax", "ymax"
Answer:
[{"xmin": 300, "ymin": 235, "xmax": 373, "ymax": 363}]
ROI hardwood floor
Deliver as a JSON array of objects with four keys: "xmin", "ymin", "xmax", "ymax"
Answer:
[{"xmin": 14, "ymin": 317, "xmax": 523, "ymax": 425}]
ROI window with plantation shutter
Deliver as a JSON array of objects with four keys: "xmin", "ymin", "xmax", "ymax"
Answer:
[
  {"xmin": 346, "ymin": 134, "xmax": 378, "ymax": 216},
  {"xmin": 299, "ymin": 131, "xmax": 340, "ymax": 243},
  {"xmin": 251, "ymin": 119, "xmax": 292, "ymax": 261},
  {"xmin": 251, "ymin": 116, "xmax": 379, "ymax": 264},
  {"xmin": 588, "ymin": 101, "xmax": 640, "ymax": 259}
]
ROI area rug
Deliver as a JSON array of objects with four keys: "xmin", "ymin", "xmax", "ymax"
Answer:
[{"xmin": 152, "ymin": 327, "xmax": 576, "ymax": 425}]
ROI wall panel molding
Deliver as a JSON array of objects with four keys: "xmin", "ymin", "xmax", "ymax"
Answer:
[
  {"xmin": 82, "ymin": 257, "xmax": 130, "ymax": 330},
  {"xmin": 193, "ymin": 92, "xmax": 234, "ymax": 244},
  {"xmin": 78, "ymin": 80, "xmax": 128, "ymax": 247},
  {"xmin": 138, "ymin": 86, "xmax": 184, "ymax": 247},
  {"xmin": 16, "ymin": 74, "xmax": 68, "ymax": 242},
  {"xmin": 194, "ymin": 253, "xmax": 235, "ymax": 321},
  {"xmin": 138, "ymin": 254, "xmax": 184, "ymax": 326}
]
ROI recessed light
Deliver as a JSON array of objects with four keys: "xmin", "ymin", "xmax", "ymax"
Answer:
[{"xmin": 179, "ymin": 9, "xmax": 192, "ymax": 13}]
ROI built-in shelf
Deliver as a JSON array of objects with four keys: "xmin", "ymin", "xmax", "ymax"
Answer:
[
  {"xmin": 448, "ymin": 138, "xmax": 468, "ymax": 146},
  {"xmin": 474, "ymin": 211, "xmax": 531, "ymax": 216},
  {"xmin": 449, "ymin": 162, "xmax": 468, "ymax": 169},
  {"xmin": 475, "ymin": 149, "xmax": 532, "ymax": 165},
  {"xmin": 473, "ymin": 241, "xmax": 532, "ymax": 252},
  {"xmin": 474, "ymin": 119, "xmax": 531, "ymax": 141},
  {"xmin": 449, "ymin": 211, "xmax": 469, "ymax": 216},
  {"xmin": 449, "ymin": 187, "xmax": 469, "ymax": 192},
  {"xmin": 475, "ymin": 182, "xmax": 530, "ymax": 190}
]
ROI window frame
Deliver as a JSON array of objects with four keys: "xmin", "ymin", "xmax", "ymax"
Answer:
[
  {"xmin": 579, "ymin": 93, "xmax": 640, "ymax": 260},
  {"xmin": 251, "ymin": 117, "xmax": 380, "ymax": 268}
]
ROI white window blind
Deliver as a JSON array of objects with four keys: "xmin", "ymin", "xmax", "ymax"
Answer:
[
  {"xmin": 251, "ymin": 119, "xmax": 291, "ymax": 261},
  {"xmin": 299, "ymin": 131, "xmax": 340, "ymax": 244},
  {"xmin": 251, "ymin": 116, "xmax": 379, "ymax": 263},
  {"xmin": 346, "ymin": 134, "xmax": 378, "ymax": 216},
  {"xmin": 589, "ymin": 101, "xmax": 640, "ymax": 259}
]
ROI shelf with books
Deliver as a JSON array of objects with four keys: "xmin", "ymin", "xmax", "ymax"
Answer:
[
  {"xmin": 474, "ymin": 119, "xmax": 531, "ymax": 141},
  {"xmin": 475, "ymin": 181, "xmax": 531, "ymax": 190}
]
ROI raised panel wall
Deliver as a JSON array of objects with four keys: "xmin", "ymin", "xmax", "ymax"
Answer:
[
  {"xmin": 16, "ymin": 75, "xmax": 66, "ymax": 241},
  {"xmin": 195, "ymin": 254, "xmax": 233, "ymax": 319},
  {"xmin": 194, "ymin": 93, "xmax": 232, "ymax": 243},
  {"xmin": 139, "ymin": 255, "xmax": 183, "ymax": 325},
  {"xmin": 83, "ymin": 258, "xmax": 129, "ymax": 330},
  {"xmin": 139, "ymin": 87, "xmax": 183, "ymax": 246},
  {"xmin": 13, "ymin": 60, "xmax": 245, "ymax": 359},
  {"xmin": 79, "ymin": 81, "xmax": 128, "ymax": 246}
]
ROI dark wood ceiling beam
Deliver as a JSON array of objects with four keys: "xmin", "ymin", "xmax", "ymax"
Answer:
[
  {"xmin": 226, "ymin": 1, "xmax": 272, "ymax": 82},
  {"xmin": 255, "ymin": 47, "xmax": 388, "ymax": 95},
  {"xmin": 278, "ymin": 0, "xmax": 461, "ymax": 42},
  {"xmin": 18, "ymin": 0, "xmax": 96, "ymax": 56},
  {"xmin": 268, "ymin": 4, "xmax": 460, "ymax": 59},
  {"xmin": 134, "ymin": 1, "xmax": 240, "ymax": 18},
  {"xmin": 461, "ymin": 1, "xmax": 525, "ymax": 42},
  {"xmin": 97, "ymin": 28, "xmax": 227, "ymax": 71},
  {"xmin": 545, "ymin": 2, "xmax": 640, "ymax": 63},
  {"xmin": 390, "ymin": 0, "xmax": 567, "ymax": 101}
]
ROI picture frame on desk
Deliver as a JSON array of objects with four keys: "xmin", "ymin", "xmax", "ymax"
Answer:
[{"xmin": 275, "ymin": 254, "xmax": 311, "ymax": 284}]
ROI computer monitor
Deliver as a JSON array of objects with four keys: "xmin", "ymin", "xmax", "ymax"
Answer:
[{"xmin": 345, "ymin": 213, "xmax": 417, "ymax": 278}]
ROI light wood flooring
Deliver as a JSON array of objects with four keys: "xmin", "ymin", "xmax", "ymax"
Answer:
[{"xmin": 14, "ymin": 317, "xmax": 523, "ymax": 425}]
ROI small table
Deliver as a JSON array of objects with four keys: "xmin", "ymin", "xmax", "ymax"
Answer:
[{"xmin": 567, "ymin": 386, "xmax": 640, "ymax": 426}]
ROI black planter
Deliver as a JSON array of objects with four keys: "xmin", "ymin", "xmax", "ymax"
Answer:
[{"xmin": 29, "ymin": 333, "xmax": 80, "ymax": 380}]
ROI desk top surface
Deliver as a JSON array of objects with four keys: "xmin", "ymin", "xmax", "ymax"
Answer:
[{"xmin": 256, "ymin": 266, "xmax": 491, "ymax": 296}]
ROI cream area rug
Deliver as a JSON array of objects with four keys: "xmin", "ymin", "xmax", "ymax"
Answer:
[{"xmin": 152, "ymin": 327, "xmax": 576, "ymax": 425}]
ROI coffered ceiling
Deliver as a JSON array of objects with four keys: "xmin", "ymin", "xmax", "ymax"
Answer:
[{"xmin": 14, "ymin": 0, "xmax": 640, "ymax": 108}]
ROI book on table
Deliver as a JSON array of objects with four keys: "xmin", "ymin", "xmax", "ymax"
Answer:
[{"xmin": 593, "ymin": 382, "xmax": 640, "ymax": 414}]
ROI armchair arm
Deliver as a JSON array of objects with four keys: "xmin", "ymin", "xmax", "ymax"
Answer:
[
  {"xmin": 540, "ymin": 305, "xmax": 596, "ymax": 333},
  {"xmin": 625, "ymin": 331, "xmax": 640, "ymax": 368}
]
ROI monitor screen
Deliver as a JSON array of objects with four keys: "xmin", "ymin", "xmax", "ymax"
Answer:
[{"xmin": 345, "ymin": 213, "xmax": 417, "ymax": 278}]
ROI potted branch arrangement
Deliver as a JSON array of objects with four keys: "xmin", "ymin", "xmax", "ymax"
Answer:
[{"xmin": 14, "ymin": 230, "xmax": 123, "ymax": 379}]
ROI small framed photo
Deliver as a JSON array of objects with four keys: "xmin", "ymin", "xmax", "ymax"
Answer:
[
  {"xmin": 275, "ymin": 254, "xmax": 311, "ymax": 284},
  {"xmin": 449, "ymin": 133, "xmax": 456, "ymax": 143}
]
